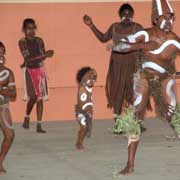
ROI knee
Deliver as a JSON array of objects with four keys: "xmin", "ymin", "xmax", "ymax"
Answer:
[
  {"xmin": 29, "ymin": 96, "xmax": 37, "ymax": 103},
  {"xmin": 5, "ymin": 130, "xmax": 15, "ymax": 143}
]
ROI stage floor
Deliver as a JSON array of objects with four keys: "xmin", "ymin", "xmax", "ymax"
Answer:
[{"xmin": 1, "ymin": 118, "xmax": 180, "ymax": 180}]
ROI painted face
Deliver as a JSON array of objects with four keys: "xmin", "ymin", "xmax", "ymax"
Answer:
[
  {"xmin": 82, "ymin": 69, "xmax": 97, "ymax": 87},
  {"xmin": 0, "ymin": 47, "xmax": 5, "ymax": 65},
  {"xmin": 25, "ymin": 23, "xmax": 36, "ymax": 37},
  {"xmin": 158, "ymin": 13, "xmax": 174, "ymax": 32},
  {"xmin": 120, "ymin": 9, "xmax": 133, "ymax": 22}
]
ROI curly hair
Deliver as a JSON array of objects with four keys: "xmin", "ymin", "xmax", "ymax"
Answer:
[
  {"xmin": 76, "ymin": 67, "xmax": 92, "ymax": 83},
  {"xmin": 118, "ymin": 3, "xmax": 134, "ymax": 17}
]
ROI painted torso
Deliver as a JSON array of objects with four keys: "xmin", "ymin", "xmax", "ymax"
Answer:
[{"xmin": 77, "ymin": 84, "xmax": 93, "ymax": 113}]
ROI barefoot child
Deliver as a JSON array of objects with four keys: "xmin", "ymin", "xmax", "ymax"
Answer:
[{"xmin": 75, "ymin": 67, "xmax": 97, "ymax": 150}]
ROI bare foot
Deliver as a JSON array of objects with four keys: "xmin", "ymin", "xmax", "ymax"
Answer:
[
  {"xmin": 75, "ymin": 143, "xmax": 85, "ymax": 150},
  {"xmin": 37, "ymin": 128, "xmax": 46, "ymax": 133},
  {"xmin": 22, "ymin": 117, "xmax": 30, "ymax": 129},
  {"xmin": 119, "ymin": 164, "xmax": 134, "ymax": 175},
  {"xmin": 0, "ymin": 165, "xmax": 7, "ymax": 175},
  {"xmin": 37, "ymin": 125, "xmax": 46, "ymax": 133}
]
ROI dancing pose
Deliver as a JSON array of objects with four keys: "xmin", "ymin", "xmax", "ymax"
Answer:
[
  {"xmin": 111, "ymin": 0, "xmax": 180, "ymax": 175},
  {"xmin": 83, "ymin": 4, "xmax": 146, "ymax": 126},
  {"xmin": 19, "ymin": 18, "xmax": 54, "ymax": 133},
  {"xmin": 0, "ymin": 42, "xmax": 16, "ymax": 174},
  {"xmin": 75, "ymin": 67, "xmax": 97, "ymax": 150}
]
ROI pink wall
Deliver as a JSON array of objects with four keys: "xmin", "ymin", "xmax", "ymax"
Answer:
[{"xmin": 0, "ymin": 2, "xmax": 180, "ymax": 122}]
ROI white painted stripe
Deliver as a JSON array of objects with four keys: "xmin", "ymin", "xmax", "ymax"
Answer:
[
  {"xmin": 85, "ymin": 86, "xmax": 92, "ymax": 93},
  {"xmin": 142, "ymin": 62, "xmax": 166, "ymax": 73},
  {"xmin": 127, "ymin": 31, "xmax": 150, "ymax": 43},
  {"xmin": 156, "ymin": 0, "xmax": 163, "ymax": 16},
  {"xmin": 166, "ymin": 79, "xmax": 176, "ymax": 110},
  {"xmin": 0, "ymin": 0, "xmax": 178, "ymax": 3},
  {"xmin": 82, "ymin": 102, "xmax": 93, "ymax": 110},
  {"xmin": 160, "ymin": 19, "xmax": 166, "ymax": 29},
  {"xmin": 150, "ymin": 40, "xmax": 180, "ymax": 55}
]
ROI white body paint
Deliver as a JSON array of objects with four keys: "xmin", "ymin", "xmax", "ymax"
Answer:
[
  {"xmin": 134, "ymin": 91, "xmax": 142, "ymax": 107},
  {"xmin": 128, "ymin": 134, "xmax": 140, "ymax": 147},
  {"xmin": 160, "ymin": 19, "xmax": 166, "ymax": 29},
  {"xmin": 150, "ymin": 40, "xmax": 180, "ymax": 55},
  {"xmin": 0, "ymin": 70, "xmax": 9, "ymax": 81},
  {"xmin": 80, "ymin": 93, "xmax": 87, "ymax": 102},
  {"xmin": 142, "ymin": 62, "xmax": 166, "ymax": 73},
  {"xmin": 127, "ymin": 30, "xmax": 150, "ymax": 43},
  {"xmin": 85, "ymin": 86, "xmax": 92, "ymax": 93},
  {"xmin": 82, "ymin": 102, "xmax": 93, "ymax": 110},
  {"xmin": 166, "ymin": 79, "xmax": 176, "ymax": 116},
  {"xmin": 78, "ymin": 113, "xmax": 86, "ymax": 126}
]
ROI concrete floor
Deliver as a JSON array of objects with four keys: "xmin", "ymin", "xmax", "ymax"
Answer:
[{"xmin": 0, "ymin": 118, "xmax": 180, "ymax": 180}]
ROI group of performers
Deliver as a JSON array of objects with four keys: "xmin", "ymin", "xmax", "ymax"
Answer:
[{"xmin": 0, "ymin": 0, "xmax": 180, "ymax": 176}]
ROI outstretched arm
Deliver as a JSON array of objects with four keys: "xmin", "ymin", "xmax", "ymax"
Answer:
[{"xmin": 83, "ymin": 15, "xmax": 113, "ymax": 43}]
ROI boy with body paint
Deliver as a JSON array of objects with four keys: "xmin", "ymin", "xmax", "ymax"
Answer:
[
  {"xmin": 75, "ymin": 67, "xmax": 97, "ymax": 150},
  {"xmin": 0, "ymin": 42, "xmax": 16, "ymax": 175}
]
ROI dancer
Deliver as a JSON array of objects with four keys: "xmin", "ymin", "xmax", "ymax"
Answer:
[
  {"xmin": 0, "ymin": 42, "xmax": 16, "ymax": 174},
  {"xmin": 83, "ymin": 4, "xmax": 147, "ymax": 132},
  {"xmin": 111, "ymin": 0, "xmax": 180, "ymax": 175},
  {"xmin": 19, "ymin": 18, "xmax": 54, "ymax": 133},
  {"xmin": 75, "ymin": 67, "xmax": 97, "ymax": 150}
]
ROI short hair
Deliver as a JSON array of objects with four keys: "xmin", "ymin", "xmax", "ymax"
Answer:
[
  {"xmin": 118, "ymin": 3, "xmax": 134, "ymax": 17},
  {"xmin": 22, "ymin": 18, "xmax": 37, "ymax": 32},
  {"xmin": 76, "ymin": 67, "xmax": 92, "ymax": 83},
  {"xmin": 0, "ymin": 41, "xmax": 6, "ymax": 54}
]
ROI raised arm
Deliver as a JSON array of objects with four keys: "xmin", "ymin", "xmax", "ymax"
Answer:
[{"xmin": 83, "ymin": 15, "xmax": 113, "ymax": 43}]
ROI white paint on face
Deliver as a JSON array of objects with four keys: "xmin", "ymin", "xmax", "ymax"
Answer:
[
  {"xmin": 121, "ymin": 17, "xmax": 126, "ymax": 21},
  {"xmin": 0, "ymin": 70, "xmax": 9, "ymax": 82},
  {"xmin": 166, "ymin": 79, "xmax": 176, "ymax": 115},
  {"xmin": 149, "ymin": 40, "xmax": 180, "ymax": 55},
  {"xmin": 87, "ymin": 80, "xmax": 91, "ymax": 84},
  {"xmin": 142, "ymin": 62, "xmax": 166, "ymax": 73},
  {"xmin": 156, "ymin": 0, "xmax": 163, "ymax": 16},
  {"xmin": 0, "ymin": 60, "xmax": 3, "ymax": 64},
  {"xmin": 80, "ymin": 93, "xmax": 87, "ymax": 102},
  {"xmin": 160, "ymin": 19, "xmax": 166, "ymax": 29},
  {"xmin": 82, "ymin": 102, "xmax": 93, "ymax": 110},
  {"xmin": 128, "ymin": 30, "xmax": 150, "ymax": 43}
]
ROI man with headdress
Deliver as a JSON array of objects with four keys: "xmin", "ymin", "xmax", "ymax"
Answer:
[{"xmin": 111, "ymin": 0, "xmax": 180, "ymax": 175}]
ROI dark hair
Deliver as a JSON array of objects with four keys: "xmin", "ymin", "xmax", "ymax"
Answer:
[
  {"xmin": 0, "ymin": 41, "xmax": 6, "ymax": 54},
  {"xmin": 22, "ymin": 18, "xmax": 37, "ymax": 32},
  {"xmin": 76, "ymin": 67, "xmax": 92, "ymax": 83},
  {"xmin": 118, "ymin": 3, "xmax": 134, "ymax": 17}
]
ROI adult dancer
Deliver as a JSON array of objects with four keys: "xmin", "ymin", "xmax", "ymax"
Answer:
[
  {"xmin": 19, "ymin": 18, "xmax": 54, "ymax": 133},
  {"xmin": 0, "ymin": 42, "xmax": 16, "ymax": 174},
  {"xmin": 111, "ymin": 0, "xmax": 180, "ymax": 175},
  {"xmin": 83, "ymin": 4, "xmax": 145, "ymax": 124}
]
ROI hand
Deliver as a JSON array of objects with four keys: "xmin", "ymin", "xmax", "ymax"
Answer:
[
  {"xmin": 45, "ymin": 50, "xmax": 54, "ymax": 58},
  {"xmin": 83, "ymin": 15, "xmax": 93, "ymax": 27}
]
